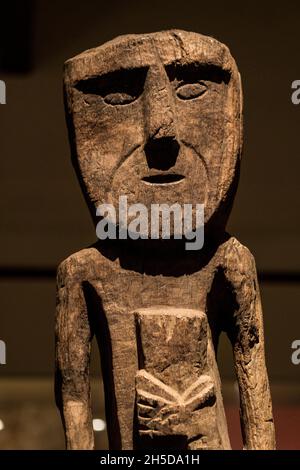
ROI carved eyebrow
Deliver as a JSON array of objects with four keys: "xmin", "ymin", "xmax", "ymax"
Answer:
[
  {"xmin": 74, "ymin": 66, "xmax": 148, "ymax": 96},
  {"xmin": 165, "ymin": 62, "xmax": 231, "ymax": 85}
]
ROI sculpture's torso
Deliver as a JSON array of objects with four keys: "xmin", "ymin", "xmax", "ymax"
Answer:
[{"xmin": 62, "ymin": 236, "xmax": 243, "ymax": 449}]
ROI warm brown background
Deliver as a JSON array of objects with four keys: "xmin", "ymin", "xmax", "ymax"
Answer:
[{"xmin": 0, "ymin": 0, "xmax": 299, "ymax": 449}]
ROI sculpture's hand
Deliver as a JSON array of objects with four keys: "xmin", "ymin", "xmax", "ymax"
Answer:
[{"xmin": 136, "ymin": 370, "xmax": 216, "ymax": 441}]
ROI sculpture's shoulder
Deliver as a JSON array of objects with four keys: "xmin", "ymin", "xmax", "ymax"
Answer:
[
  {"xmin": 56, "ymin": 247, "xmax": 102, "ymax": 287},
  {"xmin": 218, "ymin": 235, "xmax": 257, "ymax": 274}
]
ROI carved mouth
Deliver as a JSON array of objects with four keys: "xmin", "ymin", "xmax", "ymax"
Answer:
[{"xmin": 141, "ymin": 174, "xmax": 185, "ymax": 185}]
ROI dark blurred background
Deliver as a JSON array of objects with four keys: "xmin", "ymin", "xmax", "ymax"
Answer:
[{"xmin": 0, "ymin": 0, "xmax": 299, "ymax": 449}]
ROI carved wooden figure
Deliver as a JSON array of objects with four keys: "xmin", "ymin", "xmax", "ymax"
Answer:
[{"xmin": 55, "ymin": 30, "xmax": 275, "ymax": 450}]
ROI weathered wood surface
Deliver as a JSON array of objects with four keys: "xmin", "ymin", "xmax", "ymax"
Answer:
[{"xmin": 55, "ymin": 30, "xmax": 275, "ymax": 450}]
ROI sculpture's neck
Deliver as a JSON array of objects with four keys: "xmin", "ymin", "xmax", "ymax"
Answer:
[{"xmin": 93, "ymin": 230, "xmax": 229, "ymax": 276}]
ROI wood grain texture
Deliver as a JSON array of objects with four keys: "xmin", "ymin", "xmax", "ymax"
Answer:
[{"xmin": 55, "ymin": 30, "xmax": 275, "ymax": 450}]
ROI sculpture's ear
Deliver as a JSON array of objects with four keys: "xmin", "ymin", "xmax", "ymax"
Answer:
[
  {"xmin": 208, "ymin": 47, "xmax": 243, "ymax": 230},
  {"xmin": 238, "ymin": 70, "xmax": 244, "ymax": 156},
  {"xmin": 63, "ymin": 61, "xmax": 98, "ymax": 223}
]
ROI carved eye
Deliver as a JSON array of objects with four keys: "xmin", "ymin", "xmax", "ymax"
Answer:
[
  {"xmin": 104, "ymin": 92, "xmax": 136, "ymax": 105},
  {"xmin": 75, "ymin": 67, "xmax": 147, "ymax": 107},
  {"xmin": 176, "ymin": 82, "xmax": 207, "ymax": 100}
]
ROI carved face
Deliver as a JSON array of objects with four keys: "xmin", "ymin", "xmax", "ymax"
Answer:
[{"xmin": 64, "ymin": 30, "xmax": 242, "ymax": 232}]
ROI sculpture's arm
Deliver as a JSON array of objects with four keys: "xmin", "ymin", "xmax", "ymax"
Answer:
[
  {"xmin": 55, "ymin": 257, "xmax": 94, "ymax": 450},
  {"xmin": 223, "ymin": 238, "xmax": 276, "ymax": 450}
]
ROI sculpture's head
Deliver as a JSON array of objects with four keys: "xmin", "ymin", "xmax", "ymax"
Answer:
[{"xmin": 64, "ymin": 30, "xmax": 242, "ymax": 237}]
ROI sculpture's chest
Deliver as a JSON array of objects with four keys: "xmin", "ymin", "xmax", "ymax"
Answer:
[{"xmin": 90, "ymin": 262, "xmax": 215, "ymax": 314}]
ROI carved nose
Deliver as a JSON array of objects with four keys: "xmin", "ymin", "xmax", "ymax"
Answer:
[
  {"xmin": 143, "ymin": 63, "xmax": 180, "ymax": 170},
  {"xmin": 145, "ymin": 136, "xmax": 180, "ymax": 171}
]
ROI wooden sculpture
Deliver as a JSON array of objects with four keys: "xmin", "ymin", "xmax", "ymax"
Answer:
[{"xmin": 55, "ymin": 30, "xmax": 275, "ymax": 450}]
